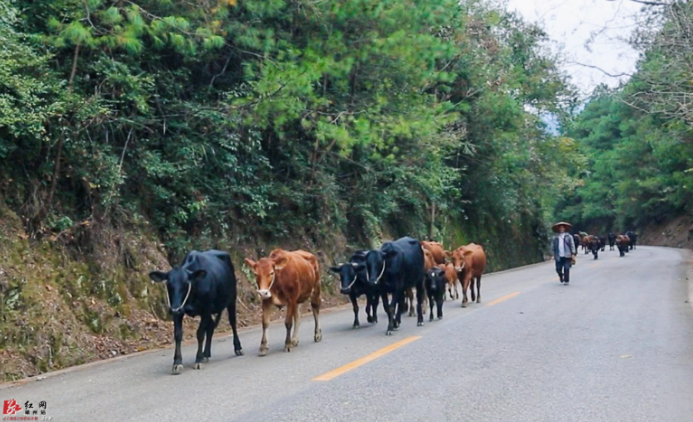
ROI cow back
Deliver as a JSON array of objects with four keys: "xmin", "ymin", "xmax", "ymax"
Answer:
[
  {"xmin": 271, "ymin": 249, "xmax": 320, "ymax": 302},
  {"xmin": 382, "ymin": 237, "xmax": 425, "ymax": 291},
  {"xmin": 422, "ymin": 241, "xmax": 445, "ymax": 265},
  {"xmin": 182, "ymin": 250, "xmax": 236, "ymax": 314}
]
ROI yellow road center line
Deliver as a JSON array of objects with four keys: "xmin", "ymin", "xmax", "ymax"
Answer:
[
  {"xmin": 486, "ymin": 291, "xmax": 521, "ymax": 306},
  {"xmin": 312, "ymin": 336, "xmax": 421, "ymax": 381}
]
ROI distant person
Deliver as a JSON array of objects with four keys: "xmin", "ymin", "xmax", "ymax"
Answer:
[{"xmin": 552, "ymin": 222, "xmax": 576, "ymax": 285}]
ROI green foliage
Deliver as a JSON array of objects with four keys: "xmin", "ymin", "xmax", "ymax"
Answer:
[{"xmin": 1, "ymin": 0, "xmax": 570, "ymax": 263}]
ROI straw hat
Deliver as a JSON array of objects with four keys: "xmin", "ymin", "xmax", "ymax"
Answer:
[{"xmin": 552, "ymin": 221, "xmax": 572, "ymax": 233}]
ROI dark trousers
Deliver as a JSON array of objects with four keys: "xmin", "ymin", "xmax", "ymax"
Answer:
[{"xmin": 555, "ymin": 257, "xmax": 571, "ymax": 282}]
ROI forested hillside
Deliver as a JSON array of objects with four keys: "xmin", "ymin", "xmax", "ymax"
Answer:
[
  {"xmin": 0, "ymin": 0, "xmax": 573, "ymax": 380},
  {"xmin": 558, "ymin": 2, "xmax": 693, "ymax": 238}
]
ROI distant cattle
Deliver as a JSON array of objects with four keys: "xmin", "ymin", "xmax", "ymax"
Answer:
[
  {"xmin": 608, "ymin": 233, "xmax": 616, "ymax": 251},
  {"xmin": 599, "ymin": 236, "xmax": 607, "ymax": 252},
  {"xmin": 626, "ymin": 231, "xmax": 637, "ymax": 250},
  {"xmin": 422, "ymin": 241, "xmax": 446, "ymax": 265},
  {"xmin": 364, "ymin": 237, "xmax": 426, "ymax": 335},
  {"xmin": 441, "ymin": 263, "xmax": 459, "ymax": 300},
  {"xmin": 330, "ymin": 251, "xmax": 379, "ymax": 329},
  {"xmin": 616, "ymin": 235, "xmax": 630, "ymax": 257},
  {"xmin": 573, "ymin": 234, "xmax": 581, "ymax": 251},
  {"xmin": 425, "ymin": 267, "xmax": 446, "ymax": 321},
  {"xmin": 589, "ymin": 236, "xmax": 602, "ymax": 259},
  {"xmin": 582, "ymin": 235, "xmax": 593, "ymax": 254},
  {"xmin": 149, "ymin": 250, "xmax": 243, "ymax": 374},
  {"xmin": 451, "ymin": 244, "xmax": 487, "ymax": 307},
  {"xmin": 245, "ymin": 249, "xmax": 322, "ymax": 356}
]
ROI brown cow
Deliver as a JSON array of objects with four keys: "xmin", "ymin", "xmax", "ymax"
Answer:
[
  {"xmin": 422, "ymin": 241, "xmax": 446, "ymax": 265},
  {"xmin": 423, "ymin": 248, "xmax": 437, "ymax": 270},
  {"xmin": 440, "ymin": 263, "xmax": 459, "ymax": 300},
  {"xmin": 244, "ymin": 249, "xmax": 322, "ymax": 356},
  {"xmin": 616, "ymin": 235, "xmax": 630, "ymax": 257},
  {"xmin": 451, "ymin": 243, "xmax": 487, "ymax": 307}
]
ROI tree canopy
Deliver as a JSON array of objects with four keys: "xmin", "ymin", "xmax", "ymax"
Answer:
[{"xmin": 1, "ymin": 0, "xmax": 573, "ymax": 263}]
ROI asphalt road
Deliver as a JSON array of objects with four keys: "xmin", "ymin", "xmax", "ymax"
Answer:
[{"xmin": 2, "ymin": 246, "xmax": 693, "ymax": 422}]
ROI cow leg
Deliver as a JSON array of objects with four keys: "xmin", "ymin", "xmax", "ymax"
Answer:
[
  {"xmin": 437, "ymin": 295, "xmax": 444, "ymax": 320},
  {"xmin": 393, "ymin": 291, "xmax": 403, "ymax": 327},
  {"xmin": 350, "ymin": 293, "xmax": 360, "ymax": 329},
  {"xmin": 475, "ymin": 275, "xmax": 482, "ymax": 303},
  {"xmin": 284, "ymin": 303, "xmax": 296, "ymax": 353},
  {"xmin": 172, "ymin": 314, "xmax": 184, "ymax": 374},
  {"xmin": 461, "ymin": 275, "xmax": 470, "ymax": 308},
  {"xmin": 291, "ymin": 304, "xmax": 301, "ymax": 348},
  {"xmin": 382, "ymin": 291, "xmax": 394, "ymax": 335},
  {"xmin": 259, "ymin": 300, "xmax": 271, "ymax": 356},
  {"xmin": 194, "ymin": 314, "xmax": 211, "ymax": 369},
  {"xmin": 406, "ymin": 288, "xmax": 415, "ymax": 317},
  {"xmin": 311, "ymin": 295, "xmax": 322, "ymax": 343},
  {"xmin": 416, "ymin": 286, "xmax": 425, "ymax": 326},
  {"xmin": 428, "ymin": 292, "xmax": 435, "ymax": 322},
  {"xmin": 470, "ymin": 277, "xmax": 476, "ymax": 302},
  {"xmin": 227, "ymin": 302, "xmax": 243, "ymax": 356},
  {"xmin": 365, "ymin": 293, "xmax": 373, "ymax": 323},
  {"xmin": 371, "ymin": 293, "xmax": 379, "ymax": 324},
  {"xmin": 202, "ymin": 313, "xmax": 219, "ymax": 361}
]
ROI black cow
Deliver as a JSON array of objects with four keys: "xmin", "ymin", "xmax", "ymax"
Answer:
[
  {"xmin": 589, "ymin": 237, "xmax": 601, "ymax": 260},
  {"xmin": 330, "ymin": 251, "xmax": 379, "ymax": 328},
  {"xmin": 626, "ymin": 231, "xmax": 637, "ymax": 250},
  {"xmin": 599, "ymin": 236, "xmax": 607, "ymax": 252},
  {"xmin": 364, "ymin": 237, "xmax": 425, "ymax": 335},
  {"xmin": 608, "ymin": 233, "xmax": 616, "ymax": 251},
  {"xmin": 425, "ymin": 267, "xmax": 446, "ymax": 322},
  {"xmin": 149, "ymin": 250, "xmax": 243, "ymax": 374}
]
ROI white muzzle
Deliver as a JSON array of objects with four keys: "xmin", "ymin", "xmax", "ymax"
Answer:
[{"xmin": 257, "ymin": 289, "xmax": 272, "ymax": 299}]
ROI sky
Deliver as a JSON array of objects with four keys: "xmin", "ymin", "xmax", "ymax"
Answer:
[{"xmin": 505, "ymin": 0, "xmax": 645, "ymax": 98}]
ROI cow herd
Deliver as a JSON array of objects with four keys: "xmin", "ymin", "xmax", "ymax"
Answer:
[
  {"xmin": 574, "ymin": 230, "xmax": 638, "ymax": 260},
  {"xmin": 149, "ymin": 237, "xmax": 486, "ymax": 374}
]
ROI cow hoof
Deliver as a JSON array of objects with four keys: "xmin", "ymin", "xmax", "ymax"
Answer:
[
  {"xmin": 259, "ymin": 347, "xmax": 268, "ymax": 357},
  {"xmin": 202, "ymin": 357, "xmax": 209, "ymax": 363},
  {"xmin": 367, "ymin": 316, "xmax": 374, "ymax": 323},
  {"xmin": 438, "ymin": 316, "xmax": 443, "ymax": 320},
  {"xmin": 386, "ymin": 330, "xmax": 393, "ymax": 336},
  {"xmin": 314, "ymin": 330, "xmax": 322, "ymax": 342},
  {"xmin": 193, "ymin": 362, "xmax": 203, "ymax": 370},
  {"xmin": 172, "ymin": 364, "xmax": 183, "ymax": 374},
  {"xmin": 352, "ymin": 323, "xmax": 359, "ymax": 329},
  {"xmin": 284, "ymin": 345, "xmax": 292, "ymax": 353},
  {"xmin": 429, "ymin": 316, "xmax": 434, "ymax": 322},
  {"xmin": 291, "ymin": 339, "xmax": 299, "ymax": 347},
  {"xmin": 461, "ymin": 303, "xmax": 467, "ymax": 308},
  {"xmin": 235, "ymin": 349, "xmax": 244, "ymax": 356},
  {"xmin": 418, "ymin": 321, "xmax": 424, "ymax": 327}
]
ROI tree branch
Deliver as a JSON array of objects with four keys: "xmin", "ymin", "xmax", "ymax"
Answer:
[{"xmin": 567, "ymin": 61, "xmax": 633, "ymax": 78}]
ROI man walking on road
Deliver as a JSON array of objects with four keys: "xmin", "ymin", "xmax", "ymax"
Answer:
[{"xmin": 552, "ymin": 222, "xmax": 576, "ymax": 285}]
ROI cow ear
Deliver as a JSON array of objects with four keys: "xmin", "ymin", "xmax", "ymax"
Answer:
[
  {"xmin": 329, "ymin": 265, "xmax": 342, "ymax": 273},
  {"xmin": 463, "ymin": 250, "xmax": 474, "ymax": 256},
  {"xmin": 149, "ymin": 271, "xmax": 168, "ymax": 283},
  {"xmin": 444, "ymin": 250, "xmax": 452, "ymax": 257},
  {"xmin": 190, "ymin": 269, "xmax": 207, "ymax": 282},
  {"xmin": 274, "ymin": 256, "xmax": 289, "ymax": 270},
  {"xmin": 244, "ymin": 258, "xmax": 257, "ymax": 270}
]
